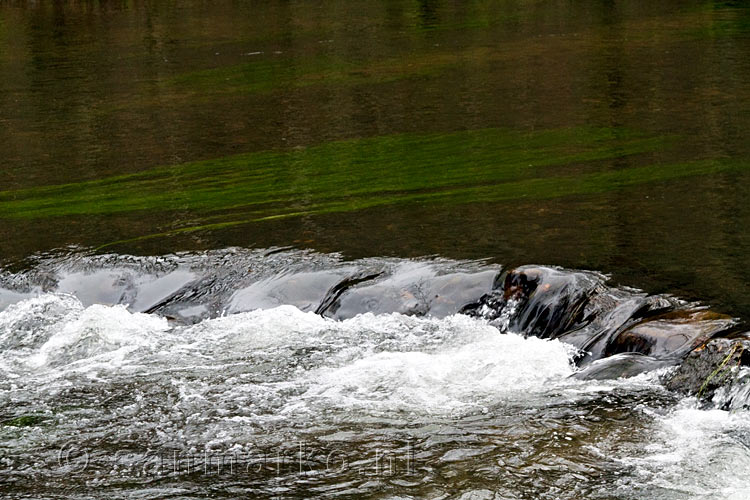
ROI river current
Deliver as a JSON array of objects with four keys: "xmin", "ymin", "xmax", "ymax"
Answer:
[{"xmin": 1, "ymin": 248, "xmax": 749, "ymax": 499}]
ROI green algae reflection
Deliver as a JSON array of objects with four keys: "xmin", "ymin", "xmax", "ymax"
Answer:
[{"xmin": 0, "ymin": 126, "xmax": 746, "ymax": 245}]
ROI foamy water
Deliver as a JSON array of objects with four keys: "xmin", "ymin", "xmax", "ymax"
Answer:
[{"xmin": 1, "ymin": 252, "xmax": 749, "ymax": 498}]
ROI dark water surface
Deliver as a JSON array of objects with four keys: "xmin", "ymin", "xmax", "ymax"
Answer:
[
  {"xmin": 1, "ymin": 2, "xmax": 750, "ymax": 498},
  {"xmin": 1, "ymin": 0, "xmax": 749, "ymax": 318}
]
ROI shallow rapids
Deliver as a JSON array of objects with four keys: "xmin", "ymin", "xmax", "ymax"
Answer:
[{"xmin": 1, "ymin": 248, "xmax": 749, "ymax": 499}]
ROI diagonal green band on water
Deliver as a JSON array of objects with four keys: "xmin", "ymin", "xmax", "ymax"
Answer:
[
  {"xmin": 0, "ymin": 127, "xmax": 667, "ymax": 218},
  {"xmin": 0, "ymin": 127, "xmax": 745, "ymax": 234}
]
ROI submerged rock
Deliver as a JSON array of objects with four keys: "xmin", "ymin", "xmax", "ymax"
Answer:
[
  {"xmin": 228, "ymin": 269, "xmax": 353, "ymax": 314},
  {"xmin": 2, "ymin": 414, "xmax": 50, "ymax": 427},
  {"xmin": 571, "ymin": 352, "xmax": 675, "ymax": 380},
  {"xmin": 3, "ymin": 249, "xmax": 744, "ymax": 390},
  {"xmin": 322, "ymin": 265, "xmax": 498, "ymax": 320}
]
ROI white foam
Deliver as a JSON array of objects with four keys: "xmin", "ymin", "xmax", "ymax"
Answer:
[
  {"xmin": 713, "ymin": 368, "xmax": 750, "ymax": 411},
  {"xmin": 0, "ymin": 296, "xmax": 580, "ymax": 422},
  {"xmin": 615, "ymin": 400, "xmax": 750, "ymax": 499},
  {"xmin": 0, "ymin": 294, "xmax": 169, "ymax": 376},
  {"xmin": 5, "ymin": 293, "xmax": 750, "ymax": 500},
  {"xmin": 29, "ymin": 303, "xmax": 169, "ymax": 370},
  {"xmin": 293, "ymin": 326, "xmax": 575, "ymax": 416}
]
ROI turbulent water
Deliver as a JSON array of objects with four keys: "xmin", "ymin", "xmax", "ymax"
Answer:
[{"xmin": 1, "ymin": 248, "xmax": 750, "ymax": 499}]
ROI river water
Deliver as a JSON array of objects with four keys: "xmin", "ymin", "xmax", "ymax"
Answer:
[
  {"xmin": 1, "ymin": 1, "xmax": 750, "ymax": 498},
  {"xmin": 1, "ymin": 249, "xmax": 750, "ymax": 498}
]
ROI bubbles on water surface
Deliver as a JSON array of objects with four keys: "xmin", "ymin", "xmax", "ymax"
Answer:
[{"xmin": 0, "ymin": 249, "xmax": 748, "ymax": 499}]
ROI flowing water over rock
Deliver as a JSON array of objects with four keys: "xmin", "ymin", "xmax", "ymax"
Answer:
[
  {"xmin": 1, "ymin": 248, "xmax": 749, "ymax": 499},
  {"xmin": 3, "ymin": 1, "xmax": 750, "ymax": 498}
]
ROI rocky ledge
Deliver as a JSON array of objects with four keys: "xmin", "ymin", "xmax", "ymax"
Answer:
[
  {"xmin": 663, "ymin": 337, "xmax": 750, "ymax": 407},
  {"xmin": 461, "ymin": 266, "xmax": 749, "ymax": 403},
  {"xmin": 5, "ymin": 250, "xmax": 748, "ymax": 405}
]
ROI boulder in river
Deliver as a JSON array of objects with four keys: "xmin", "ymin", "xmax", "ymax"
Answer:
[
  {"xmin": 462, "ymin": 266, "xmax": 737, "ymax": 379},
  {"xmin": 603, "ymin": 310, "xmax": 735, "ymax": 360},
  {"xmin": 663, "ymin": 336, "xmax": 750, "ymax": 404}
]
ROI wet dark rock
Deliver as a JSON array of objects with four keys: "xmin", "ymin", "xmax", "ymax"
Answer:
[
  {"xmin": 461, "ymin": 266, "xmax": 602, "ymax": 339},
  {"xmin": 663, "ymin": 337, "xmax": 750, "ymax": 402},
  {"xmin": 556, "ymin": 294, "xmax": 681, "ymax": 364},
  {"xmin": 603, "ymin": 310, "xmax": 734, "ymax": 359},
  {"xmin": 463, "ymin": 265, "xmax": 737, "ymax": 379},
  {"xmin": 4, "ymin": 249, "xmax": 745, "ymax": 389}
]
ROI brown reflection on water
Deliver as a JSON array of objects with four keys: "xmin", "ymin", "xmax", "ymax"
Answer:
[{"xmin": 1, "ymin": 1, "xmax": 749, "ymax": 318}]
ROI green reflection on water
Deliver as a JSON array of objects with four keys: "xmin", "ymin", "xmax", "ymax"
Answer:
[
  {"xmin": 168, "ymin": 51, "xmax": 466, "ymax": 96},
  {"xmin": 686, "ymin": 15, "xmax": 750, "ymax": 40},
  {"xmin": 0, "ymin": 126, "xmax": 668, "ymax": 219},
  {"xmin": 1, "ymin": 125, "xmax": 747, "ymax": 249},
  {"xmin": 95, "ymin": 156, "xmax": 749, "ymax": 250}
]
